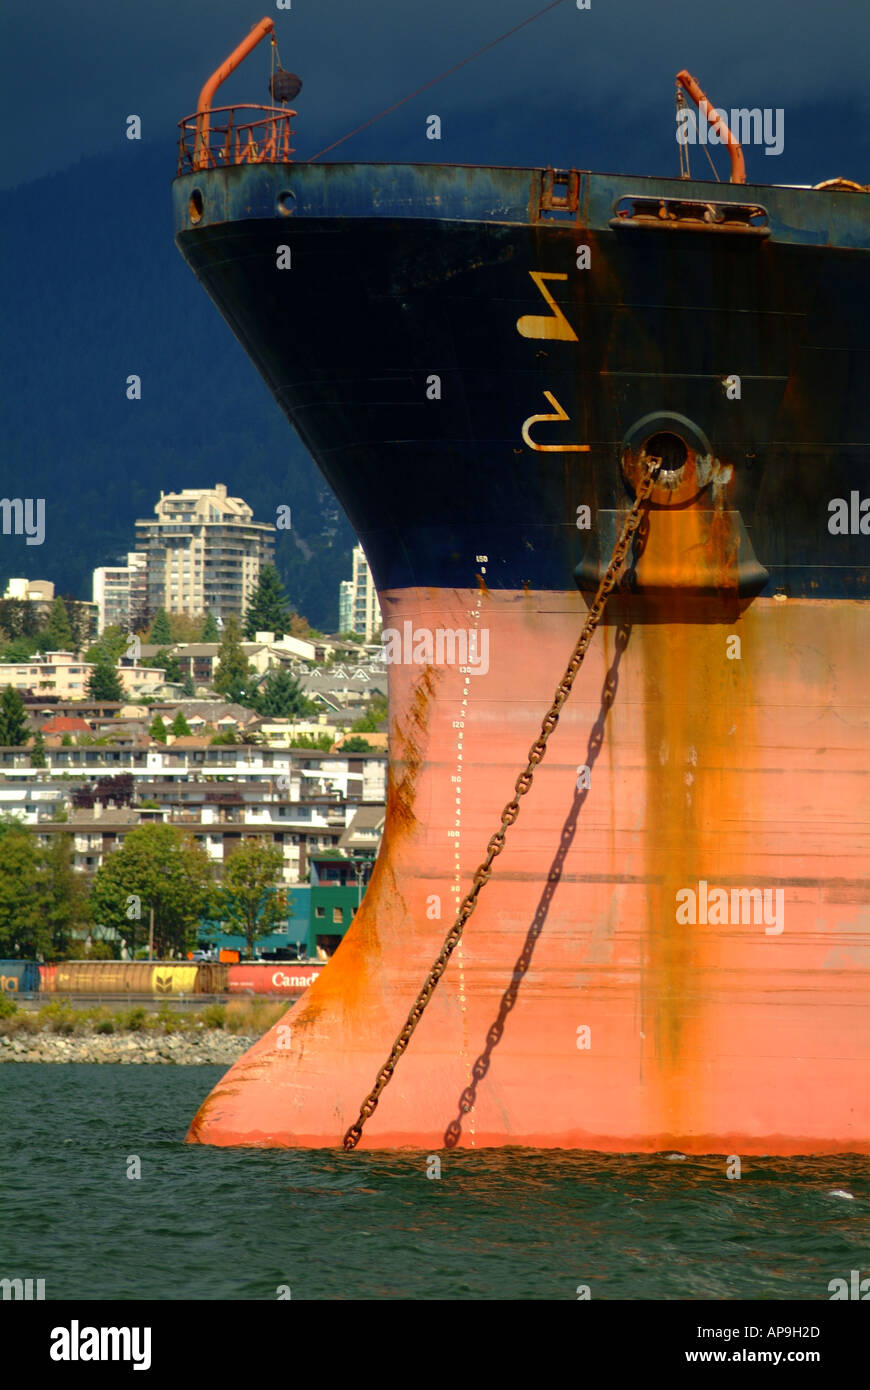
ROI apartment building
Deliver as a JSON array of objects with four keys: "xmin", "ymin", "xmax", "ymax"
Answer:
[
  {"xmin": 0, "ymin": 740, "xmax": 388, "ymax": 798},
  {"xmin": 339, "ymin": 544, "xmax": 381, "ymax": 641},
  {"xmin": 2, "ymin": 576, "xmax": 54, "ymax": 613},
  {"xmin": 27, "ymin": 766, "xmax": 385, "ymax": 884},
  {"xmin": 92, "ymin": 553, "xmax": 147, "ymax": 634},
  {"xmin": 0, "ymin": 652, "xmax": 165, "ymax": 699},
  {"xmin": 134, "ymin": 483, "xmax": 274, "ymax": 623}
]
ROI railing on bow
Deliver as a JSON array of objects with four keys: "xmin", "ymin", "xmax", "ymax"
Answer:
[{"xmin": 177, "ymin": 105, "xmax": 296, "ymax": 174}]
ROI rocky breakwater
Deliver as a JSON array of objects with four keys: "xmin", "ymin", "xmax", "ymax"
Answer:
[{"xmin": 0, "ymin": 1031, "xmax": 257, "ymax": 1064}]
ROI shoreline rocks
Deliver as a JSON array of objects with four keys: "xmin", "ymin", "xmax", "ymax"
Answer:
[{"xmin": 0, "ymin": 1030, "xmax": 257, "ymax": 1064}]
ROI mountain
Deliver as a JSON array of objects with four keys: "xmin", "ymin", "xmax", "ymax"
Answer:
[{"xmin": 0, "ymin": 141, "xmax": 354, "ymax": 630}]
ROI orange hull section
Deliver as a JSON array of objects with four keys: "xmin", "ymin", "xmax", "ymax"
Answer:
[{"xmin": 188, "ymin": 588, "xmax": 870, "ymax": 1151}]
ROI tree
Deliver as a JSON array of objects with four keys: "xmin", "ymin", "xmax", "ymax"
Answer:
[
  {"xmin": 201, "ymin": 611, "xmax": 219, "ymax": 641},
  {"xmin": 213, "ymin": 615, "xmax": 253, "ymax": 702},
  {"xmin": 0, "ymin": 686, "xmax": 29, "ymax": 746},
  {"xmin": 209, "ymin": 727, "xmax": 237, "ymax": 746},
  {"xmin": 87, "ymin": 657, "xmax": 123, "ymax": 702},
  {"xmin": 243, "ymin": 565, "xmax": 290, "ymax": 639},
  {"xmin": 37, "ymin": 596, "xmax": 74, "ymax": 653},
  {"xmin": 36, "ymin": 834, "xmax": 91, "ymax": 959},
  {"xmin": 219, "ymin": 839, "xmax": 288, "ymax": 958},
  {"xmin": 351, "ymin": 694, "xmax": 389, "ymax": 733},
  {"xmin": 0, "ymin": 634, "xmax": 39, "ymax": 662},
  {"xmin": 166, "ymin": 613, "xmax": 202, "ymax": 643},
  {"xmin": 170, "ymin": 709, "xmax": 191, "ymax": 736},
  {"xmin": 86, "ymin": 625, "xmax": 130, "ymax": 666},
  {"xmin": 149, "ymin": 608, "xmax": 172, "ymax": 644},
  {"xmin": 0, "ymin": 821, "xmax": 46, "ymax": 957},
  {"xmin": 63, "ymin": 596, "xmax": 94, "ymax": 654},
  {"xmin": 149, "ymin": 715, "xmax": 168, "ymax": 743},
  {"xmin": 30, "ymin": 729, "xmax": 47, "ymax": 768},
  {"xmin": 89, "ymin": 823, "xmax": 213, "ymax": 957},
  {"xmin": 153, "ymin": 648, "xmax": 182, "ymax": 683},
  {"xmin": 254, "ymin": 666, "xmax": 312, "ymax": 718},
  {"xmin": 181, "ymin": 673, "xmax": 195, "ymax": 697},
  {"xmin": 341, "ymin": 735, "xmax": 375, "ymax": 752},
  {"xmin": 0, "ymin": 598, "xmax": 39, "ymax": 642},
  {"xmin": 290, "ymin": 732, "xmax": 334, "ymax": 750}
]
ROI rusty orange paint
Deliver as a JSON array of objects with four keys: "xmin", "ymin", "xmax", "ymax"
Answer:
[
  {"xmin": 187, "ymin": 557, "xmax": 870, "ymax": 1152},
  {"xmin": 676, "ymin": 70, "xmax": 747, "ymax": 185},
  {"xmin": 194, "ymin": 17, "xmax": 275, "ymax": 170}
]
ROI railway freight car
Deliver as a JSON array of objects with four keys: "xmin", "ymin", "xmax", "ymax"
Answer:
[
  {"xmin": 226, "ymin": 962, "xmax": 323, "ymax": 996},
  {"xmin": 50, "ymin": 961, "xmax": 228, "ymax": 995},
  {"xmin": 0, "ymin": 960, "xmax": 41, "ymax": 995}
]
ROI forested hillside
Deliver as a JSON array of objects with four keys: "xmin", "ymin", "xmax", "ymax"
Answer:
[{"xmin": 0, "ymin": 141, "xmax": 354, "ymax": 629}]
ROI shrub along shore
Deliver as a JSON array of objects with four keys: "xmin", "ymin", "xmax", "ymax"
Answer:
[{"xmin": 0, "ymin": 997, "xmax": 285, "ymax": 1063}]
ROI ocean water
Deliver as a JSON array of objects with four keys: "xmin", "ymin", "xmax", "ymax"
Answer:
[{"xmin": 1, "ymin": 1064, "xmax": 867, "ymax": 1301}]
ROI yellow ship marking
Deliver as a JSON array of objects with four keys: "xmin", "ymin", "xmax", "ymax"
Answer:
[
  {"xmin": 521, "ymin": 391, "xmax": 590, "ymax": 452},
  {"xmin": 516, "ymin": 271, "xmax": 578, "ymax": 341}
]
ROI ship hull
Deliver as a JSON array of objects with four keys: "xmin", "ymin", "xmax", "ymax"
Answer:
[
  {"xmin": 174, "ymin": 160, "xmax": 870, "ymax": 1150},
  {"xmin": 188, "ymin": 586, "xmax": 870, "ymax": 1151}
]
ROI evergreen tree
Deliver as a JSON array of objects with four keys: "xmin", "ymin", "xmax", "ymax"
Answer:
[
  {"xmin": 255, "ymin": 666, "xmax": 311, "ymax": 718},
  {"xmin": 63, "ymin": 596, "xmax": 93, "ymax": 654},
  {"xmin": 149, "ymin": 608, "xmax": 172, "ymax": 644},
  {"xmin": 149, "ymin": 715, "xmax": 168, "ymax": 743},
  {"xmin": 0, "ymin": 598, "xmax": 38, "ymax": 641},
  {"xmin": 87, "ymin": 658, "xmax": 124, "ymax": 702},
  {"xmin": 181, "ymin": 673, "xmax": 195, "ymax": 697},
  {"xmin": 153, "ymin": 648, "xmax": 182, "ymax": 683},
  {"xmin": 38, "ymin": 596, "xmax": 74, "ymax": 653},
  {"xmin": 0, "ymin": 686, "xmax": 29, "ymax": 746},
  {"xmin": 213, "ymin": 615, "xmax": 253, "ymax": 703},
  {"xmin": 170, "ymin": 709, "xmax": 191, "ymax": 736},
  {"xmin": 244, "ymin": 565, "xmax": 291, "ymax": 639},
  {"xmin": 201, "ymin": 611, "xmax": 219, "ymax": 641},
  {"xmin": 30, "ymin": 729, "xmax": 47, "ymax": 768}
]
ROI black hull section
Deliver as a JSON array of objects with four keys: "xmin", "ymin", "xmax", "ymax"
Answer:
[{"xmin": 175, "ymin": 163, "xmax": 870, "ymax": 599}]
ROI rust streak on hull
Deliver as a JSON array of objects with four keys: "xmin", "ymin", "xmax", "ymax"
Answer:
[{"xmin": 187, "ymin": 587, "xmax": 870, "ymax": 1153}]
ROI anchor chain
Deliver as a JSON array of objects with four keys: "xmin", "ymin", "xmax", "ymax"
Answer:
[{"xmin": 342, "ymin": 460, "xmax": 661, "ymax": 1150}]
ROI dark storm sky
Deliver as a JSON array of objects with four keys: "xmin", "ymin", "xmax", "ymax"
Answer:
[{"xmin": 2, "ymin": 0, "xmax": 869, "ymax": 190}]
